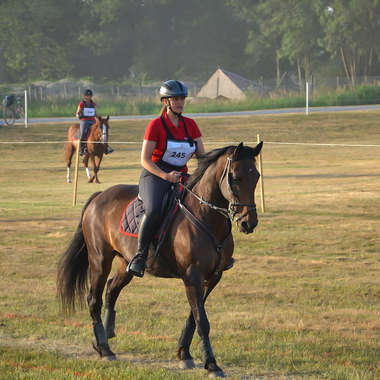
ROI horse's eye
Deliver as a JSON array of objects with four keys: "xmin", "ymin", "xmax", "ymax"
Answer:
[{"xmin": 231, "ymin": 177, "xmax": 241, "ymax": 184}]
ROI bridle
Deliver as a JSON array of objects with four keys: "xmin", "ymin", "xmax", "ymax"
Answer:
[
  {"xmin": 176, "ymin": 154, "xmax": 257, "ymax": 267},
  {"xmin": 101, "ymin": 122, "xmax": 108, "ymax": 142},
  {"xmin": 181, "ymin": 156, "xmax": 257, "ymax": 222},
  {"xmin": 219, "ymin": 156, "xmax": 257, "ymax": 222}
]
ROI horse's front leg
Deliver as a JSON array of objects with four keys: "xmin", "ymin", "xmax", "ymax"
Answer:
[
  {"xmin": 88, "ymin": 154, "xmax": 97, "ymax": 183},
  {"xmin": 177, "ymin": 271, "xmax": 222, "ymax": 370},
  {"xmin": 183, "ymin": 266, "xmax": 224, "ymax": 378},
  {"xmin": 83, "ymin": 155, "xmax": 91, "ymax": 180},
  {"xmin": 94, "ymin": 155, "xmax": 103, "ymax": 184},
  {"xmin": 87, "ymin": 248, "xmax": 116, "ymax": 360}
]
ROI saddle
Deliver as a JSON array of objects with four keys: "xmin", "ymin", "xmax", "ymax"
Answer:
[
  {"xmin": 120, "ymin": 183, "xmax": 184, "ymax": 255},
  {"xmin": 74, "ymin": 128, "xmax": 90, "ymax": 140}
]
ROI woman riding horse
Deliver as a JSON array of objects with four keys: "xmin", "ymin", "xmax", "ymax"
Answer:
[
  {"xmin": 76, "ymin": 89, "xmax": 114, "ymax": 156},
  {"xmin": 57, "ymin": 140, "xmax": 263, "ymax": 377},
  {"xmin": 58, "ymin": 80, "xmax": 264, "ymax": 377},
  {"xmin": 127, "ymin": 80, "xmax": 206, "ymax": 277}
]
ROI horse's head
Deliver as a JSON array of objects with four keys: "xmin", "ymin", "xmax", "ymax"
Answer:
[
  {"xmin": 94, "ymin": 115, "xmax": 110, "ymax": 142},
  {"xmin": 218, "ymin": 142, "xmax": 263, "ymax": 234}
]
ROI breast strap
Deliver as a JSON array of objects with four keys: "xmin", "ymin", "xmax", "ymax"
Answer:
[{"xmin": 177, "ymin": 198, "xmax": 232, "ymax": 274}]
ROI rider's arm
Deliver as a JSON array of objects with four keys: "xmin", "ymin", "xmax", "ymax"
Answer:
[
  {"xmin": 141, "ymin": 140, "xmax": 169, "ymax": 180},
  {"xmin": 194, "ymin": 137, "xmax": 206, "ymax": 157},
  {"xmin": 75, "ymin": 104, "xmax": 82, "ymax": 117},
  {"xmin": 141, "ymin": 140, "xmax": 181, "ymax": 183}
]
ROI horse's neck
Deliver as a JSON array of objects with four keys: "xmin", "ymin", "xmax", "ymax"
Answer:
[
  {"xmin": 187, "ymin": 161, "xmax": 229, "ymax": 231},
  {"xmin": 89, "ymin": 124, "xmax": 101, "ymax": 140}
]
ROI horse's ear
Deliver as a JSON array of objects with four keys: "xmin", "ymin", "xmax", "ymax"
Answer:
[
  {"xmin": 96, "ymin": 115, "xmax": 101, "ymax": 121},
  {"xmin": 106, "ymin": 115, "xmax": 109, "ymax": 121},
  {"xmin": 252, "ymin": 141, "xmax": 263, "ymax": 157},
  {"xmin": 232, "ymin": 142, "xmax": 244, "ymax": 160}
]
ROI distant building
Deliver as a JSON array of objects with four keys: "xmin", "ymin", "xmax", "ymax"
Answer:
[{"xmin": 197, "ymin": 68, "xmax": 254, "ymax": 100}]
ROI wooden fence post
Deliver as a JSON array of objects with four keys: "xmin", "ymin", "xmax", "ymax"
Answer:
[
  {"xmin": 257, "ymin": 134, "xmax": 265, "ymax": 213},
  {"xmin": 72, "ymin": 141, "xmax": 80, "ymax": 206}
]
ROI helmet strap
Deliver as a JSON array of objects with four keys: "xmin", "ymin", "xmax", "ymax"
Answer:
[{"xmin": 167, "ymin": 98, "xmax": 182, "ymax": 117}]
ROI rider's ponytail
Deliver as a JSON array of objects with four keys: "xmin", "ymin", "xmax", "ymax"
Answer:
[{"xmin": 159, "ymin": 104, "xmax": 167, "ymax": 116}]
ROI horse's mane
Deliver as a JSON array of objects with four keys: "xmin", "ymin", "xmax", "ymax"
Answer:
[{"xmin": 188, "ymin": 145, "xmax": 256, "ymax": 188}]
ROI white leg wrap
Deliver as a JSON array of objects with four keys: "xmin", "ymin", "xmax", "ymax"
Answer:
[
  {"xmin": 86, "ymin": 167, "xmax": 91, "ymax": 178},
  {"xmin": 67, "ymin": 168, "xmax": 71, "ymax": 183}
]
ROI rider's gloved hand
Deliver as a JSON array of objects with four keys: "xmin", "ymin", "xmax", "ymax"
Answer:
[{"xmin": 166, "ymin": 171, "xmax": 182, "ymax": 183}]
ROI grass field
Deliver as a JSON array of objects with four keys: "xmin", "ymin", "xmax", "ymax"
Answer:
[{"xmin": 0, "ymin": 111, "xmax": 380, "ymax": 379}]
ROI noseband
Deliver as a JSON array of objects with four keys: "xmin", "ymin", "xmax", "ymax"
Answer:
[{"xmin": 182, "ymin": 156, "xmax": 257, "ymax": 222}]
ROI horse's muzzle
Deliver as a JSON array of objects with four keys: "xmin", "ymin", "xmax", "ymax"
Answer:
[{"xmin": 239, "ymin": 219, "xmax": 258, "ymax": 234}]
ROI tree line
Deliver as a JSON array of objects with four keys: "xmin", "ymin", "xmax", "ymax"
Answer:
[{"xmin": 1, "ymin": 0, "xmax": 379, "ymax": 87}]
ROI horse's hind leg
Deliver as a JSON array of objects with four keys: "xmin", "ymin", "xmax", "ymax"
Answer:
[
  {"xmin": 104, "ymin": 260, "xmax": 133, "ymax": 339},
  {"xmin": 177, "ymin": 272, "xmax": 222, "ymax": 369},
  {"xmin": 87, "ymin": 247, "xmax": 116, "ymax": 360},
  {"xmin": 64, "ymin": 143, "xmax": 73, "ymax": 183}
]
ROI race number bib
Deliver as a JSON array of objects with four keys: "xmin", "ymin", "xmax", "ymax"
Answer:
[
  {"xmin": 83, "ymin": 107, "xmax": 95, "ymax": 117},
  {"xmin": 162, "ymin": 139, "xmax": 196, "ymax": 167}
]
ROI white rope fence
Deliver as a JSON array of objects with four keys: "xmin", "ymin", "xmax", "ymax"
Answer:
[
  {"xmin": 2, "ymin": 137, "xmax": 379, "ymax": 209},
  {"xmin": 0, "ymin": 140, "xmax": 380, "ymax": 148}
]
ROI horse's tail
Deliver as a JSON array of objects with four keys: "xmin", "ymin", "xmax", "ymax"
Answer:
[{"xmin": 57, "ymin": 191, "xmax": 102, "ymax": 315}]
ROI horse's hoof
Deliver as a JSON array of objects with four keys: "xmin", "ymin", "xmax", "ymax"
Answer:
[
  {"xmin": 208, "ymin": 370, "xmax": 225, "ymax": 378},
  {"xmin": 179, "ymin": 359, "xmax": 195, "ymax": 369},
  {"xmin": 207, "ymin": 363, "xmax": 225, "ymax": 378},
  {"xmin": 92, "ymin": 341, "xmax": 115, "ymax": 360},
  {"xmin": 67, "ymin": 179, "xmax": 72, "ymax": 183},
  {"xmin": 102, "ymin": 354, "xmax": 117, "ymax": 361}
]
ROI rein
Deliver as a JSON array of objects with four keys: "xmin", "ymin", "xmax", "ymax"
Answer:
[{"xmin": 180, "ymin": 182, "xmax": 231, "ymax": 219}]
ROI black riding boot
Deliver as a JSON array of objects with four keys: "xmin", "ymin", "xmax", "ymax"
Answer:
[
  {"xmin": 105, "ymin": 144, "xmax": 114, "ymax": 154},
  {"xmin": 127, "ymin": 213, "xmax": 158, "ymax": 277},
  {"xmin": 79, "ymin": 141, "xmax": 87, "ymax": 156}
]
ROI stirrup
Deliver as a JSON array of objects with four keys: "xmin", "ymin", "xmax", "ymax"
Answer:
[
  {"xmin": 105, "ymin": 146, "xmax": 114, "ymax": 155},
  {"xmin": 127, "ymin": 255, "xmax": 146, "ymax": 277}
]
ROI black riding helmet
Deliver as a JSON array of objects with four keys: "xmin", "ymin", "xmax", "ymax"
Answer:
[
  {"xmin": 84, "ymin": 89, "xmax": 93, "ymax": 96},
  {"xmin": 160, "ymin": 80, "xmax": 188, "ymax": 100}
]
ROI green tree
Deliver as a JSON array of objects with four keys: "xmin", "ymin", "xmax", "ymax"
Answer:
[
  {"xmin": 230, "ymin": 0, "xmax": 324, "ymax": 90},
  {"xmin": 317, "ymin": 0, "xmax": 380, "ymax": 86},
  {"xmin": 0, "ymin": 0, "xmax": 81, "ymax": 81}
]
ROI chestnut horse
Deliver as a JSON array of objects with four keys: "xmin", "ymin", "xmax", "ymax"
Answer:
[
  {"xmin": 64, "ymin": 116, "xmax": 110, "ymax": 184},
  {"xmin": 57, "ymin": 142, "xmax": 263, "ymax": 378}
]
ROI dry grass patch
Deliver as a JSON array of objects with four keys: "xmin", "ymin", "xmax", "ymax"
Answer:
[{"xmin": 1, "ymin": 112, "xmax": 380, "ymax": 379}]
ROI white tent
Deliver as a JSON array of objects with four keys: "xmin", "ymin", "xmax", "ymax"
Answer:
[{"xmin": 196, "ymin": 68, "xmax": 253, "ymax": 100}]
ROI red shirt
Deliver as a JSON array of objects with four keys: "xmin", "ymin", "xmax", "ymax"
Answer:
[
  {"xmin": 78, "ymin": 100, "xmax": 96, "ymax": 121},
  {"xmin": 144, "ymin": 112, "xmax": 202, "ymax": 172}
]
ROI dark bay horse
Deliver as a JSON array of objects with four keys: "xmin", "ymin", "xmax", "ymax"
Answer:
[
  {"xmin": 57, "ymin": 142, "xmax": 263, "ymax": 378},
  {"xmin": 65, "ymin": 116, "xmax": 110, "ymax": 184}
]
